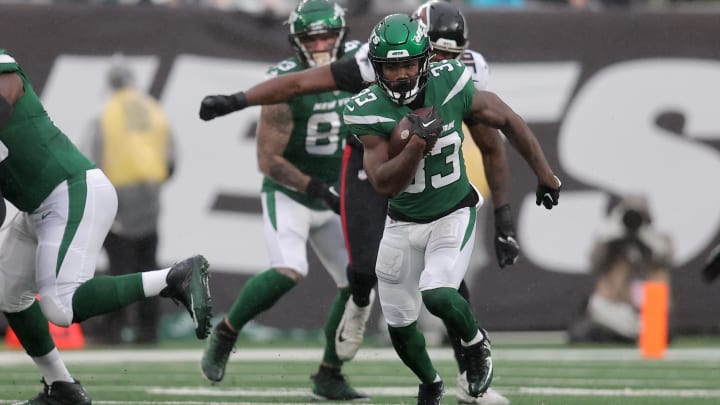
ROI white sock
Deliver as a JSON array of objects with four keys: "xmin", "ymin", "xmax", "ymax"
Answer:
[
  {"xmin": 461, "ymin": 329, "xmax": 484, "ymax": 347},
  {"xmin": 32, "ymin": 348, "xmax": 73, "ymax": 384},
  {"xmin": 141, "ymin": 268, "xmax": 171, "ymax": 297},
  {"xmin": 433, "ymin": 373, "xmax": 442, "ymax": 383}
]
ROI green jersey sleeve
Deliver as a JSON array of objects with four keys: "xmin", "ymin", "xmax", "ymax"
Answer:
[{"xmin": 0, "ymin": 50, "xmax": 95, "ymax": 212}]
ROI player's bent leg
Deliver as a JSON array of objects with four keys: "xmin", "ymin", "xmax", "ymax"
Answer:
[
  {"xmin": 159, "ymin": 255, "xmax": 212, "ymax": 339},
  {"xmin": 203, "ymin": 268, "xmax": 298, "ymax": 383},
  {"xmin": 388, "ymin": 322, "xmax": 438, "ymax": 384}
]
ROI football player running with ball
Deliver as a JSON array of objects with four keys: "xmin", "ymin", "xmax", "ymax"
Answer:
[
  {"xmin": 0, "ymin": 49, "xmax": 212, "ymax": 405},
  {"xmin": 341, "ymin": 15, "xmax": 560, "ymax": 404},
  {"xmin": 199, "ymin": 0, "xmax": 367, "ymax": 400},
  {"xmin": 199, "ymin": 2, "xmax": 544, "ymax": 403}
]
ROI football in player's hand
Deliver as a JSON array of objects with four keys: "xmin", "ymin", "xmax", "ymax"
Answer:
[{"xmin": 389, "ymin": 106, "xmax": 436, "ymax": 158}]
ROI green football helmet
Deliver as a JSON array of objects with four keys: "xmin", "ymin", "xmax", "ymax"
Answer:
[
  {"xmin": 368, "ymin": 14, "xmax": 431, "ymax": 105},
  {"xmin": 287, "ymin": 0, "xmax": 348, "ymax": 68}
]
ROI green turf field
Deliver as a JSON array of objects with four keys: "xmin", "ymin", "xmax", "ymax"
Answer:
[{"xmin": 2, "ymin": 336, "xmax": 720, "ymax": 404}]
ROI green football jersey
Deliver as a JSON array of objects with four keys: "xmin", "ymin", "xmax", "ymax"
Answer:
[
  {"xmin": 0, "ymin": 50, "xmax": 95, "ymax": 213},
  {"xmin": 260, "ymin": 41, "xmax": 361, "ymax": 210},
  {"xmin": 343, "ymin": 59, "xmax": 475, "ymax": 221}
]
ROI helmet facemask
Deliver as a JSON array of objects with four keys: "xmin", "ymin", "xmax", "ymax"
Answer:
[
  {"xmin": 287, "ymin": 0, "xmax": 348, "ymax": 68},
  {"xmin": 369, "ymin": 14, "xmax": 431, "ymax": 105},
  {"xmin": 372, "ymin": 53, "xmax": 430, "ymax": 105},
  {"xmin": 291, "ymin": 29, "xmax": 346, "ymax": 67}
]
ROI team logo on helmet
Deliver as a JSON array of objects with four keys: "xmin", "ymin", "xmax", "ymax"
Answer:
[{"xmin": 368, "ymin": 14, "xmax": 431, "ymax": 105}]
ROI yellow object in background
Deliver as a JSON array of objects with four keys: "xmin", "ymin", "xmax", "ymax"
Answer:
[{"xmin": 461, "ymin": 123, "xmax": 490, "ymax": 198}]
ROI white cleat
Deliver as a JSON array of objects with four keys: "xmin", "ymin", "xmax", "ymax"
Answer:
[
  {"xmin": 457, "ymin": 372, "xmax": 510, "ymax": 405},
  {"xmin": 335, "ymin": 289, "xmax": 376, "ymax": 361}
]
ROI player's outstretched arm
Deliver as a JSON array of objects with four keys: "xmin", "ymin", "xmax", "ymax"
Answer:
[
  {"xmin": 466, "ymin": 90, "xmax": 561, "ymax": 209},
  {"xmin": 199, "ymin": 64, "xmax": 337, "ymax": 121},
  {"xmin": 467, "ymin": 123, "xmax": 519, "ymax": 267},
  {"xmin": 466, "ymin": 123, "xmax": 510, "ymax": 209}
]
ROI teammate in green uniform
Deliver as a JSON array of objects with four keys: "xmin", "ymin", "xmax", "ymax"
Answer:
[
  {"xmin": 0, "ymin": 50, "xmax": 212, "ymax": 405},
  {"xmin": 199, "ymin": 1, "xmax": 366, "ymax": 400},
  {"xmin": 342, "ymin": 15, "xmax": 561, "ymax": 404}
]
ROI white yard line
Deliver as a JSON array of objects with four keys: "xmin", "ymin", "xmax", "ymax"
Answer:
[
  {"xmin": 517, "ymin": 387, "xmax": 720, "ymax": 398},
  {"xmin": 2, "ymin": 347, "xmax": 720, "ymax": 365}
]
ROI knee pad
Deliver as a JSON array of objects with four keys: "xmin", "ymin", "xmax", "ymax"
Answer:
[{"xmin": 38, "ymin": 295, "xmax": 73, "ymax": 327}]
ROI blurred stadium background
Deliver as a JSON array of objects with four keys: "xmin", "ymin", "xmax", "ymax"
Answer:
[{"xmin": 1, "ymin": 2, "xmax": 720, "ymax": 402}]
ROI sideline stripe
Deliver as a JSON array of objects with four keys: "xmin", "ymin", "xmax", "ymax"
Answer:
[{"xmin": 2, "ymin": 347, "xmax": 720, "ymax": 365}]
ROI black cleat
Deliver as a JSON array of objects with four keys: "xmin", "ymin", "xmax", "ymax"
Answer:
[
  {"xmin": 160, "ymin": 255, "xmax": 212, "ymax": 339},
  {"xmin": 416, "ymin": 380, "xmax": 444, "ymax": 405},
  {"xmin": 200, "ymin": 320, "xmax": 238, "ymax": 383},
  {"xmin": 310, "ymin": 366, "xmax": 368, "ymax": 401},
  {"xmin": 15, "ymin": 378, "xmax": 91, "ymax": 405},
  {"xmin": 463, "ymin": 329, "xmax": 494, "ymax": 398}
]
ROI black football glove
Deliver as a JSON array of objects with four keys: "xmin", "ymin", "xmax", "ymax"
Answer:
[
  {"xmin": 494, "ymin": 204, "xmax": 520, "ymax": 268},
  {"xmin": 536, "ymin": 176, "xmax": 562, "ymax": 210},
  {"xmin": 199, "ymin": 92, "xmax": 248, "ymax": 121},
  {"xmin": 407, "ymin": 107, "xmax": 443, "ymax": 155},
  {"xmin": 306, "ymin": 177, "xmax": 340, "ymax": 215},
  {"xmin": 702, "ymin": 244, "xmax": 720, "ymax": 283}
]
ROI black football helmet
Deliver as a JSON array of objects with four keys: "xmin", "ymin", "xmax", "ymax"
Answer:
[{"xmin": 412, "ymin": 0, "xmax": 468, "ymax": 58}]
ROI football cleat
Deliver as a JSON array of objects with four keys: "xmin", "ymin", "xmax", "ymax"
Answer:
[
  {"xmin": 416, "ymin": 380, "xmax": 444, "ymax": 405},
  {"xmin": 310, "ymin": 366, "xmax": 368, "ymax": 401},
  {"xmin": 335, "ymin": 289, "xmax": 375, "ymax": 361},
  {"xmin": 200, "ymin": 320, "xmax": 238, "ymax": 383},
  {"xmin": 15, "ymin": 378, "xmax": 91, "ymax": 405},
  {"xmin": 160, "ymin": 255, "xmax": 212, "ymax": 339},
  {"xmin": 457, "ymin": 372, "xmax": 510, "ymax": 405},
  {"xmin": 463, "ymin": 329, "xmax": 494, "ymax": 398}
]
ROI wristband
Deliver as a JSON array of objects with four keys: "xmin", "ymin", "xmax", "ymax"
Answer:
[
  {"xmin": 494, "ymin": 204, "xmax": 515, "ymax": 235},
  {"xmin": 231, "ymin": 92, "xmax": 248, "ymax": 111}
]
